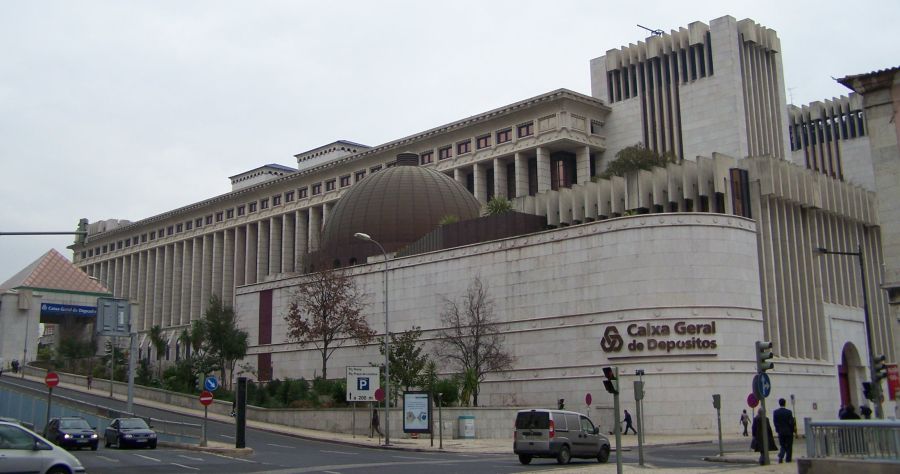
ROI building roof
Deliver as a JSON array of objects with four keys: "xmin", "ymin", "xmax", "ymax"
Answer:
[
  {"xmin": 0, "ymin": 249, "xmax": 110, "ymax": 295},
  {"xmin": 228, "ymin": 163, "xmax": 297, "ymax": 180},
  {"xmin": 837, "ymin": 66, "xmax": 900, "ymax": 94}
]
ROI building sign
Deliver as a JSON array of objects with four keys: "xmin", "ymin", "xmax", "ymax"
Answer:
[
  {"xmin": 403, "ymin": 391, "xmax": 432, "ymax": 433},
  {"xmin": 40, "ymin": 303, "xmax": 97, "ymax": 318},
  {"xmin": 346, "ymin": 366, "xmax": 381, "ymax": 402},
  {"xmin": 887, "ymin": 364, "xmax": 899, "ymax": 401},
  {"xmin": 601, "ymin": 321, "xmax": 717, "ymax": 354}
]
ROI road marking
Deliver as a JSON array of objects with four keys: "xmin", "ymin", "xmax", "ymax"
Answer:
[
  {"xmin": 171, "ymin": 462, "xmax": 200, "ymax": 470},
  {"xmin": 391, "ymin": 455, "xmax": 430, "ymax": 460},
  {"xmin": 323, "ymin": 471, "xmax": 342, "ymax": 474},
  {"xmin": 211, "ymin": 453, "xmax": 257, "ymax": 463},
  {"xmin": 134, "ymin": 453, "xmax": 161, "ymax": 462},
  {"xmin": 178, "ymin": 454, "xmax": 204, "ymax": 461},
  {"xmin": 219, "ymin": 434, "xmax": 235, "ymax": 438},
  {"xmin": 97, "ymin": 455, "xmax": 119, "ymax": 462},
  {"xmin": 267, "ymin": 442, "xmax": 293, "ymax": 448},
  {"xmin": 320, "ymin": 449, "xmax": 357, "ymax": 455}
]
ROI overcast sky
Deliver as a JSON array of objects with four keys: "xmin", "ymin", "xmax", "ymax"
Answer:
[{"xmin": 1, "ymin": 0, "xmax": 897, "ymax": 281}]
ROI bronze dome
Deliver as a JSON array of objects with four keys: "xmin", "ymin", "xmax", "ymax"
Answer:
[{"xmin": 319, "ymin": 153, "xmax": 481, "ymax": 265}]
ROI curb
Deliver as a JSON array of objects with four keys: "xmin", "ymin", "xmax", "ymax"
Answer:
[
  {"xmin": 159, "ymin": 440, "xmax": 254, "ymax": 457},
  {"xmin": 702, "ymin": 455, "xmax": 759, "ymax": 465}
]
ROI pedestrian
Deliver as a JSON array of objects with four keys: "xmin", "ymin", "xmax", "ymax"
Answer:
[
  {"xmin": 231, "ymin": 399, "xmax": 236, "ymax": 417},
  {"xmin": 841, "ymin": 405, "xmax": 860, "ymax": 420},
  {"xmin": 0, "ymin": 356, "xmax": 4, "ymax": 377},
  {"xmin": 11, "ymin": 359, "xmax": 19, "ymax": 373},
  {"xmin": 859, "ymin": 405, "xmax": 872, "ymax": 419},
  {"xmin": 751, "ymin": 407, "xmax": 776, "ymax": 465},
  {"xmin": 370, "ymin": 408, "xmax": 383, "ymax": 438},
  {"xmin": 740, "ymin": 409, "xmax": 750, "ymax": 436},
  {"xmin": 623, "ymin": 409, "xmax": 637, "ymax": 434},
  {"xmin": 772, "ymin": 398, "xmax": 795, "ymax": 463},
  {"xmin": 86, "ymin": 375, "xmax": 93, "ymax": 390}
]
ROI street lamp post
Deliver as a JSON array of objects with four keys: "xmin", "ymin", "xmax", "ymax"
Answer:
[
  {"xmin": 354, "ymin": 232, "xmax": 391, "ymax": 445},
  {"xmin": 815, "ymin": 244, "xmax": 883, "ymax": 419}
]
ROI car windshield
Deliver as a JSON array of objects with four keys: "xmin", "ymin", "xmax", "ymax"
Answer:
[
  {"xmin": 515, "ymin": 411, "xmax": 550, "ymax": 429},
  {"xmin": 119, "ymin": 419, "xmax": 149, "ymax": 429},
  {"xmin": 60, "ymin": 419, "xmax": 91, "ymax": 429}
]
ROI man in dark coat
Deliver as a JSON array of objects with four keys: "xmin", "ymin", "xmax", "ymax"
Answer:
[
  {"xmin": 752, "ymin": 408, "xmax": 777, "ymax": 465},
  {"xmin": 772, "ymin": 398, "xmax": 795, "ymax": 463},
  {"xmin": 623, "ymin": 409, "xmax": 637, "ymax": 434}
]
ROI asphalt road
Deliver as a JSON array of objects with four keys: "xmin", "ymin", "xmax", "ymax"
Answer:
[{"xmin": 1, "ymin": 376, "xmax": 754, "ymax": 473}]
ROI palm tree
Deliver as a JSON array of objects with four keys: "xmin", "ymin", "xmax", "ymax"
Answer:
[{"xmin": 148, "ymin": 325, "xmax": 166, "ymax": 380}]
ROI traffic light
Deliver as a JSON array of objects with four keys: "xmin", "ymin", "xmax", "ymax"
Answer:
[
  {"xmin": 712, "ymin": 393, "xmax": 721, "ymax": 409},
  {"xmin": 862, "ymin": 382, "xmax": 873, "ymax": 401},
  {"xmin": 755, "ymin": 341, "xmax": 774, "ymax": 373},
  {"xmin": 602, "ymin": 366, "xmax": 619, "ymax": 395},
  {"xmin": 558, "ymin": 399, "xmax": 565, "ymax": 410},
  {"xmin": 873, "ymin": 355, "xmax": 887, "ymax": 382}
]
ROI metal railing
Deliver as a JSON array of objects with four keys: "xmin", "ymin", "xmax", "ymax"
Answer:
[{"xmin": 805, "ymin": 418, "xmax": 900, "ymax": 461}]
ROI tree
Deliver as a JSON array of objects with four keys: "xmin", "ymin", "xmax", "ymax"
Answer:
[
  {"xmin": 599, "ymin": 144, "xmax": 676, "ymax": 179},
  {"xmin": 379, "ymin": 326, "xmax": 429, "ymax": 393},
  {"xmin": 284, "ymin": 267, "xmax": 375, "ymax": 380},
  {"xmin": 148, "ymin": 325, "xmax": 166, "ymax": 380},
  {"xmin": 436, "ymin": 276, "xmax": 513, "ymax": 407},
  {"xmin": 203, "ymin": 295, "xmax": 249, "ymax": 390},
  {"xmin": 485, "ymin": 196, "xmax": 513, "ymax": 215}
]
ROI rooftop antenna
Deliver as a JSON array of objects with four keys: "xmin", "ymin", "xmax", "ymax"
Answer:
[
  {"xmin": 787, "ymin": 86, "xmax": 797, "ymax": 105},
  {"xmin": 637, "ymin": 24, "xmax": 664, "ymax": 36}
]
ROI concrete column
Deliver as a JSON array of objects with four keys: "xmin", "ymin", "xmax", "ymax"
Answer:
[
  {"xmin": 323, "ymin": 202, "xmax": 333, "ymax": 227},
  {"xmin": 536, "ymin": 147, "xmax": 551, "ymax": 193},
  {"xmin": 296, "ymin": 210, "xmax": 309, "ymax": 272},
  {"xmin": 473, "ymin": 162, "xmax": 487, "ymax": 203},
  {"xmin": 576, "ymin": 146, "xmax": 591, "ymax": 184},
  {"xmin": 246, "ymin": 223, "xmax": 258, "ymax": 284},
  {"xmin": 114, "ymin": 258, "xmax": 123, "ymax": 297},
  {"xmin": 153, "ymin": 247, "xmax": 164, "ymax": 327},
  {"xmin": 129, "ymin": 254, "xmax": 138, "ymax": 301},
  {"xmin": 258, "ymin": 219, "xmax": 270, "ymax": 279},
  {"xmin": 212, "ymin": 231, "xmax": 224, "ymax": 298},
  {"xmin": 223, "ymin": 228, "xmax": 235, "ymax": 306},
  {"xmin": 190, "ymin": 237, "xmax": 202, "ymax": 321},
  {"xmin": 201, "ymin": 233, "xmax": 213, "ymax": 314},
  {"xmin": 282, "ymin": 213, "xmax": 296, "ymax": 273},
  {"xmin": 234, "ymin": 226, "xmax": 246, "ymax": 286},
  {"xmin": 308, "ymin": 208, "xmax": 321, "ymax": 253},
  {"xmin": 137, "ymin": 251, "xmax": 147, "ymax": 330},
  {"xmin": 515, "ymin": 152, "xmax": 529, "ymax": 197},
  {"xmin": 100, "ymin": 261, "xmax": 108, "ymax": 290},
  {"xmin": 493, "ymin": 158, "xmax": 508, "ymax": 198},
  {"xmin": 171, "ymin": 242, "xmax": 183, "ymax": 326},
  {"xmin": 161, "ymin": 244, "xmax": 173, "ymax": 327},
  {"xmin": 121, "ymin": 256, "xmax": 130, "ymax": 300},
  {"xmin": 453, "ymin": 168, "xmax": 466, "ymax": 187},
  {"xmin": 180, "ymin": 240, "xmax": 192, "ymax": 326},
  {"xmin": 269, "ymin": 217, "xmax": 282, "ymax": 275}
]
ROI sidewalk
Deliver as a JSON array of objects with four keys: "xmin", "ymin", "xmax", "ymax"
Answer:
[{"xmin": 15, "ymin": 373, "xmax": 800, "ymax": 472}]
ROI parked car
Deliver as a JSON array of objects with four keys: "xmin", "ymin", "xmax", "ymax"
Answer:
[
  {"xmin": 43, "ymin": 416, "xmax": 98, "ymax": 451},
  {"xmin": 104, "ymin": 417, "xmax": 157, "ymax": 449},
  {"xmin": 0, "ymin": 420, "xmax": 86, "ymax": 473},
  {"xmin": 513, "ymin": 408, "xmax": 610, "ymax": 465},
  {"xmin": 0, "ymin": 416, "xmax": 35, "ymax": 431}
]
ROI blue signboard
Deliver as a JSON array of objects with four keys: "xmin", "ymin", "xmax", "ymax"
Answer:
[
  {"xmin": 204, "ymin": 376, "xmax": 219, "ymax": 391},
  {"xmin": 40, "ymin": 303, "xmax": 97, "ymax": 318}
]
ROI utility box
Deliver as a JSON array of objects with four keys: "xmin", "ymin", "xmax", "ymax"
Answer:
[{"xmin": 457, "ymin": 415, "xmax": 475, "ymax": 439}]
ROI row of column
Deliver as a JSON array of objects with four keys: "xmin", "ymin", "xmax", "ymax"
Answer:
[{"xmin": 84, "ymin": 206, "xmax": 327, "ymax": 332}]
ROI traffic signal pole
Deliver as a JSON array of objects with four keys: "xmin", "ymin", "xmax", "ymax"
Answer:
[{"xmin": 603, "ymin": 366, "xmax": 622, "ymax": 474}]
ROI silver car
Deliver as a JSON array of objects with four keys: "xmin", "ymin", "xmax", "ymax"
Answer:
[
  {"xmin": 0, "ymin": 421, "xmax": 85, "ymax": 474},
  {"xmin": 513, "ymin": 409, "xmax": 610, "ymax": 465}
]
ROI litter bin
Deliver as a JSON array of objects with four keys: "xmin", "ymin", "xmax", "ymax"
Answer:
[{"xmin": 457, "ymin": 415, "xmax": 475, "ymax": 439}]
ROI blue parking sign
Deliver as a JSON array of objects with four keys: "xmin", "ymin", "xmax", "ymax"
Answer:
[{"xmin": 358, "ymin": 377, "xmax": 369, "ymax": 390}]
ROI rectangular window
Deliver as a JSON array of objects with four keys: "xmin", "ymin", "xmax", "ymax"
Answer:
[
  {"xmin": 81, "ymin": 251, "xmax": 87, "ymax": 259},
  {"xmin": 117, "ymin": 241, "xmax": 123, "ymax": 250},
  {"xmin": 124, "ymin": 239, "xmax": 130, "ymax": 248},
  {"xmin": 149, "ymin": 232, "xmax": 156, "ymax": 240},
  {"xmin": 249, "ymin": 202, "xmax": 257, "ymax": 212},
  {"xmin": 185, "ymin": 221, "xmax": 192, "ymax": 230},
  {"xmin": 386, "ymin": 161, "xmax": 396, "ymax": 168},
  {"xmin": 325, "ymin": 179, "xmax": 336, "ymax": 191},
  {"xmin": 272, "ymin": 195, "xmax": 281, "ymax": 206},
  {"xmin": 591, "ymin": 120, "xmax": 603, "ymax": 134},
  {"xmin": 237, "ymin": 205, "xmax": 245, "ymax": 216},
  {"xmin": 205, "ymin": 215, "xmax": 213, "ymax": 225},
  {"xmin": 340, "ymin": 175, "xmax": 351, "ymax": 187},
  {"xmin": 141, "ymin": 234, "xmax": 148, "ymax": 243},
  {"xmin": 420, "ymin": 151, "xmax": 433, "ymax": 164},
  {"xmin": 312, "ymin": 183, "xmax": 322, "ymax": 195},
  {"xmin": 226, "ymin": 209, "xmax": 234, "ymax": 219},
  {"xmin": 355, "ymin": 170, "xmax": 366, "ymax": 181},
  {"xmin": 517, "ymin": 121, "xmax": 534, "ymax": 138},
  {"xmin": 260, "ymin": 198, "xmax": 269, "ymax": 210},
  {"xmin": 285, "ymin": 191, "xmax": 294, "ymax": 203},
  {"xmin": 456, "ymin": 140, "xmax": 471, "ymax": 155},
  {"xmin": 195, "ymin": 218, "xmax": 203, "ymax": 228},
  {"xmin": 159, "ymin": 228, "xmax": 165, "ymax": 237},
  {"xmin": 215, "ymin": 212, "xmax": 223, "ymax": 222},
  {"xmin": 299, "ymin": 187, "xmax": 308, "ymax": 198},
  {"xmin": 370, "ymin": 165, "xmax": 382, "ymax": 173},
  {"xmin": 102, "ymin": 245, "xmax": 107, "ymax": 253},
  {"xmin": 88, "ymin": 249, "xmax": 93, "ymax": 257},
  {"xmin": 438, "ymin": 146, "xmax": 452, "ymax": 160},
  {"xmin": 176, "ymin": 223, "xmax": 183, "ymax": 232},
  {"xmin": 496, "ymin": 128, "xmax": 511, "ymax": 144},
  {"xmin": 476, "ymin": 134, "xmax": 491, "ymax": 149}
]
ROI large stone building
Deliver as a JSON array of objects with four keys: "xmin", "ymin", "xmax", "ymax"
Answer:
[{"xmin": 65, "ymin": 16, "xmax": 897, "ymax": 433}]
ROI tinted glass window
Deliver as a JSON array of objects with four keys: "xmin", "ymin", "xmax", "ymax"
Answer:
[
  {"xmin": 515, "ymin": 411, "xmax": 549, "ymax": 429},
  {"xmin": 553, "ymin": 412, "xmax": 568, "ymax": 431},
  {"xmin": 580, "ymin": 416, "xmax": 596, "ymax": 433},
  {"xmin": 0, "ymin": 424, "xmax": 34, "ymax": 450},
  {"xmin": 565, "ymin": 414, "xmax": 581, "ymax": 432},
  {"xmin": 61, "ymin": 419, "xmax": 90, "ymax": 429},
  {"xmin": 120, "ymin": 419, "xmax": 149, "ymax": 429}
]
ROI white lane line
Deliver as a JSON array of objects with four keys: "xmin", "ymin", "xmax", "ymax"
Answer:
[
  {"xmin": 97, "ymin": 455, "xmax": 119, "ymax": 462},
  {"xmin": 210, "ymin": 453, "xmax": 257, "ymax": 463},
  {"xmin": 134, "ymin": 453, "xmax": 162, "ymax": 462},
  {"xmin": 219, "ymin": 434, "xmax": 235, "ymax": 438},
  {"xmin": 267, "ymin": 442, "xmax": 293, "ymax": 448},
  {"xmin": 323, "ymin": 471, "xmax": 342, "ymax": 474},
  {"xmin": 178, "ymin": 454, "xmax": 204, "ymax": 461},
  {"xmin": 320, "ymin": 449, "xmax": 357, "ymax": 455},
  {"xmin": 171, "ymin": 462, "xmax": 200, "ymax": 470}
]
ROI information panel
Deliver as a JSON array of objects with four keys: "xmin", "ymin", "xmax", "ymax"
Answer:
[
  {"xmin": 402, "ymin": 391, "xmax": 432, "ymax": 434},
  {"xmin": 346, "ymin": 366, "xmax": 380, "ymax": 402}
]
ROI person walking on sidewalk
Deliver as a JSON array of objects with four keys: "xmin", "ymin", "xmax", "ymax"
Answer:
[
  {"xmin": 370, "ymin": 408, "xmax": 383, "ymax": 438},
  {"xmin": 773, "ymin": 398, "xmax": 795, "ymax": 463},
  {"xmin": 623, "ymin": 409, "xmax": 637, "ymax": 434},
  {"xmin": 740, "ymin": 409, "xmax": 750, "ymax": 436},
  {"xmin": 86, "ymin": 375, "xmax": 93, "ymax": 390},
  {"xmin": 752, "ymin": 408, "xmax": 777, "ymax": 465}
]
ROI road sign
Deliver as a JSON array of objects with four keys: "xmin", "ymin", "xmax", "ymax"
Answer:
[
  {"xmin": 585, "ymin": 393, "xmax": 592, "ymax": 406},
  {"xmin": 747, "ymin": 392, "xmax": 759, "ymax": 408},
  {"xmin": 200, "ymin": 390, "xmax": 214, "ymax": 406},
  {"xmin": 204, "ymin": 376, "xmax": 219, "ymax": 391},
  {"xmin": 45, "ymin": 372, "xmax": 59, "ymax": 388},
  {"xmin": 374, "ymin": 387, "xmax": 385, "ymax": 402},
  {"xmin": 752, "ymin": 373, "xmax": 771, "ymax": 399},
  {"xmin": 346, "ymin": 366, "xmax": 381, "ymax": 402}
]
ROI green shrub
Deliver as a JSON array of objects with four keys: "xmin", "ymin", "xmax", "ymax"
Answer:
[{"xmin": 433, "ymin": 378, "xmax": 460, "ymax": 406}]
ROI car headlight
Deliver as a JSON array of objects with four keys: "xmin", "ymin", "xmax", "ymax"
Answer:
[
  {"xmin": 91, "ymin": 434, "xmax": 98, "ymax": 439},
  {"xmin": 149, "ymin": 433, "xmax": 157, "ymax": 438},
  {"xmin": 63, "ymin": 434, "xmax": 72, "ymax": 439},
  {"xmin": 124, "ymin": 434, "xmax": 133, "ymax": 439}
]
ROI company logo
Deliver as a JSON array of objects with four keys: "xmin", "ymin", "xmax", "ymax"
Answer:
[{"xmin": 600, "ymin": 326, "xmax": 624, "ymax": 352}]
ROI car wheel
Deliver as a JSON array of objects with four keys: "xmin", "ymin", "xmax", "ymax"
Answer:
[
  {"xmin": 46, "ymin": 467, "xmax": 68, "ymax": 474},
  {"xmin": 149, "ymin": 442, "xmax": 157, "ymax": 449},
  {"xmin": 598, "ymin": 444, "xmax": 610, "ymax": 463},
  {"xmin": 118, "ymin": 437, "xmax": 126, "ymax": 449},
  {"xmin": 104, "ymin": 438, "xmax": 111, "ymax": 448},
  {"xmin": 557, "ymin": 445, "xmax": 571, "ymax": 464},
  {"xmin": 91, "ymin": 443, "xmax": 98, "ymax": 451},
  {"xmin": 518, "ymin": 454, "xmax": 532, "ymax": 465}
]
